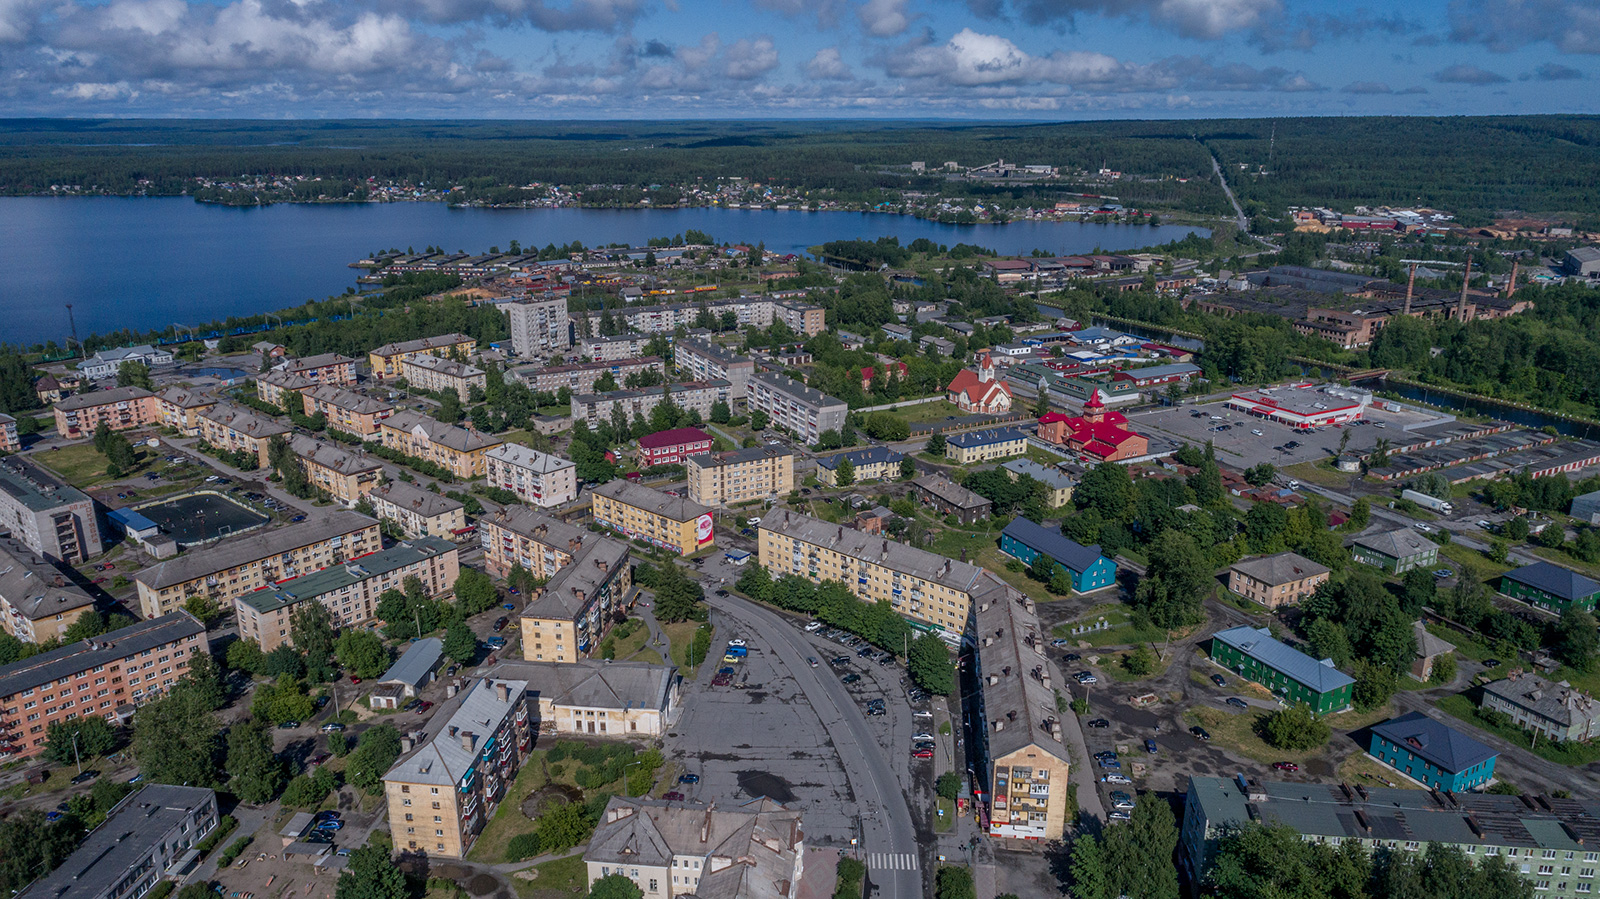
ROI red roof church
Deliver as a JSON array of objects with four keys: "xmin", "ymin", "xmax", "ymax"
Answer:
[
  {"xmin": 1036, "ymin": 394, "xmax": 1149, "ymax": 462},
  {"xmin": 946, "ymin": 353, "xmax": 1013, "ymax": 414}
]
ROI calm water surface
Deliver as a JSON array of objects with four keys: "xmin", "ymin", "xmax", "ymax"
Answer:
[{"xmin": 0, "ymin": 197, "xmax": 1208, "ymax": 346}]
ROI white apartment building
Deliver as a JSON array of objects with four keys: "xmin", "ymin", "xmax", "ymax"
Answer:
[{"xmin": 485, "ymin": 443, "xmax": 578, "ymax": 508}]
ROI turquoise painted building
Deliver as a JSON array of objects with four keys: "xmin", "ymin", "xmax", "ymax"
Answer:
[
  {"xmin": 1367, "ymin": 711, "xmax": 1498, "ymax": 792},
  {"xmin": 999, "ymin": 518, "xmax": 1116, "ymax": 593}
]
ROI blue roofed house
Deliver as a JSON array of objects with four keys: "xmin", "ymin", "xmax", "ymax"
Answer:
[
  {"xmin": 1499, "ymin": 561, "xmax": 1600, "ymax": 614},
  {"xmin": 999, "ymin": 518, "xmax": 1116, "ymax": 592},
  {"xmin": 1367, "ymin": 710, "xmax": 1498, "ymax": 792}
]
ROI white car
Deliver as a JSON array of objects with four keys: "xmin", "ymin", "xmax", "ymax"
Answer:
[
  {"xmin": 728, "ymin": 639, "xmax": 747, "ymax": 647},
  {"xmin": 1103, "ymin": 773, "xmax": 1132, "ymax": 785}
]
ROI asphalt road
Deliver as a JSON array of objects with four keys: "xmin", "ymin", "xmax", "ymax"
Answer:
[{"xmin": 703, "ymin": 589, "xmax": 925, "ymax": 899}]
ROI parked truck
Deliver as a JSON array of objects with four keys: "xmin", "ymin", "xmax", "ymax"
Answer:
[{"xmin": 1401, "ymin": 489, "xmax": 1454, "ymax": 514}]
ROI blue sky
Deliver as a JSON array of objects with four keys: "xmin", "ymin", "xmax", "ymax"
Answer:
[{"xmin": 0, "ymin": 0, "xmax": 1594, "ymax": 117}]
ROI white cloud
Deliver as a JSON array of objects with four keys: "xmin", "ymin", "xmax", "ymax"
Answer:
[
  {"xmin": 804, "ymin": 46, "xmax": 853, "ymax": 79},
  {"xmin": 857, "ymin": 0, "xmax": 911, "ymax": 37}
]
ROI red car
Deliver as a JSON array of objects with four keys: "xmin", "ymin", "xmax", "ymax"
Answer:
[
  {"xmin": 911, "ymin": 748, "xmax": 934, "ymax": 759},
  {"xmin": 1273, "ymin": 761, "xmax": 1300, "ymax": 772}
]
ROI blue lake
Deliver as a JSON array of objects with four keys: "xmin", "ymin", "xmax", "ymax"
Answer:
[{"xmin": 0, "ymin": 197, "xmax": 1208, "ymax": 346}]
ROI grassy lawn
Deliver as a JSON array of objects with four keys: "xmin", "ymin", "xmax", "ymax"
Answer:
[
  {"xmin": 1439, "ymin": 542, "xmax": 1512, "ymax": 584},
  {"xmin": 35, "ymin": 442, "xmax": 154, "ymax": 488},
  {"xmin": 664, "ymin": 620, "xmax": 710, "ymax": 675},
  {"xmin": 1436, "ymin": 693, "xmax": 1600, "ymax": 766},
  {"xmin": 1183, "ymin": 702, "xmax": 1395, "ymax": 766},
  {"xmin": 467, "ymin": 750, "xmax": 549, "ymax": 863},
  {"xmin": 1052, "ymin": 604, "xmax": 1170, "ymax": 648},
  {"xmin": 1338, "ymin": 751, "xmax": 1424, "ymax": 790},
  {"xmin": 513, "ymin": 853, "xmax": 589, "ymax": 899}
]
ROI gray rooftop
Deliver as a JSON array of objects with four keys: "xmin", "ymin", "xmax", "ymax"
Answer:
[
  {"xmin": 586, "ymin": 796, "xmax": 803, "ymax": 899},
  {"xmin": 18, "ymin": 784, "xmax": 217, "ymax": 899},
  {"xmin": 383, "ymin": 676, "xmax": 528, "ymax": 787},
  {"xmin": 53, "ymin": 385, "xmax": 155, "ymax": 412},
  {"xmin": 372, "ymin": 333, "xmax": 474, "ymax": 357},
  {"xmin": 1229, "ymin": 552, "xmax": 1331, "ymax": 587},
  {"xmin": 369, "ymin": 480, "xmax": 466, "ymax": 519},
  {"xmin": 378, "ymin": 637, "xmax": 443, "ymax": 688},
  {"xmin": 910, "ymin": 474, "xmax": 992, "ymax": 511},
  {"xmin": 1212, "ymin": 625, "xmax": 1355, "ymax": 695},
  {"xmin": 135, "ymin": 510, "xmax": 377, "ymax": 590},
  {"xmin": 1482, "ymin": 674, "xmax": 1600, "ymax": 730},
  {"xmin": 759, "ymin": 509, "xmax": 988, "ymax": 594},
  {"xmin": 288, "ymin": 434, "xmax": 382, "ymax": 476},
  {"xmin": 1352, "ymin": 528, "xmax": 1436, "ymax": 560},
  {"xmin": 201, "ymin": 403, "xmax": 290, "ymax": 439},
  {"xmin": 0, "ymin": 612, "xmax": 205, "ymax": 699},
  {"xmin": 0, "ymin": 536, "xmax": 96, "ymax": 623},
  {"xmin": 677, "ymin": 336, "xmax": 755, "ymax": 368},
  {"xmin": 0, "ymin": 456, "xmax": 92, "ymax": 513},
  {"xmin": 382, "ymin": 410, "xmax": 502, "ymax": 454},
  {"xmin": 999, "ymin": 458, "xmax": 1077, "ymax": 490},
  {"xmin": 485, "ymin": 442, "xmax": 575, "ymax": 474},
  {"xmin": 1187, "ymin": 774, "xmax": 1600, "ymax": 852},
  {"xmin": 686, "ymin": 445, "xmax": 795, "ymax": 471},
  {"xmin": 971, "ymin": 574, "xmax": 1071, "ymax": 762},
  {"xmin": 303, "ymin": 384, "xmax": 393, "ymax": 416},
  {"xmin": 492, "ymin": 659, "xmax": 678, "ymax": 713},
  {"xmin": 592, "ymin": 479, "xmax": 712, "ymax": 523},
  {"xmin": 750, "ymin": 371, "xmax": 847, "ymax": 411}
]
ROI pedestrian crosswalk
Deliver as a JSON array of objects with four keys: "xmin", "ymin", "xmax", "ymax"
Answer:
[{"xmin": 868, "ymin": 853, "xmax": 920, "ymax": 871}]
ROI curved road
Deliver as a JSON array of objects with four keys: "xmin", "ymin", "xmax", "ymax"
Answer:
[{"xmin": 705, "ymin": 591, "xmax": 924, "ymax": 899}]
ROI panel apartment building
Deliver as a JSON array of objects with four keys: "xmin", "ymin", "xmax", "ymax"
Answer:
[
  {"xmin": 503, "ymin": 297, "xmax": 573, "ymax": 358},
  {"xmin": 685, "ymin": 445, "xmax": 795, "ymax": 506},
  {"xmin": 484, "ymin": 444, "xmax": 577, "ymax": 508},
  {"xmin": 748, "ymin": 372, "xmax": 848, "ymax": 445},
  {"xmin": 15, "ymin": 784, "xmax": 218, "ymax": 899},
  {"xmin": 515, "ymin": 357, "xmax": 665, "ymax": 395},
  {"xmin": 0, "ymin": 612, "xmax": 206, "ymax": 758},
  {"xmin": 570, "ymin": 381, "xmax": 728, "ymax": 430},
  {"xmin": 52, "ymin": 386, "xmax": 159, "ymax": 439},
  {"xmin": 1181, "ymin": 775, "xmax": 1600, "ymax": 899},
  {"xmin": 966, "ymin": 579, "xmax": 1074, "ymax": 840},
  {"xmin": 367, "ymin": 480, "xmax": 467, "ymax": 540},
  {"xmin": 477, "ymin": 507, "xmax": 634, "ymax": 663},
  {"xmin": 235, "ymin": 536, "xmax": 460, "ymax": 651},
  {"xmin": 383, "ymin": 677, "xmax": 534, "ymax": 859},
  {"xmin": 134, "ymin": 510, "xmax": 382, "ymax": 618},
  {"xmin": 757, "ymin": 509, "xmax": 985, "ymax": 639},
  {"xmin": 0, "ymin": 535, "xmax": 97, "ymax": 643},
  {"xmin": 368, "ymin": 333, "xmax": 478, "ymax": 379},
  {"xmin": 674, "ymin": 337, "xmax": 756, "ymax": 399},
  {"xmin": 0, "ymin": 456, "xmax": 101, "ymax": 564}
]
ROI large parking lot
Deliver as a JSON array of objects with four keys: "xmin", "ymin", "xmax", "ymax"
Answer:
[
  {"xmin": 1129, "ymin": 399, "xmax": 1437, "ymax": 470},
  {"xmin": 665, "ymin": 600, "xmax": 937, "ymax": 852}
]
